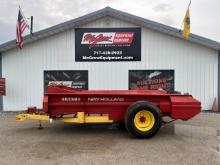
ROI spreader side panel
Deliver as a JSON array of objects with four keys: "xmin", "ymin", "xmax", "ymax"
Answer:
[{"xmin": 170, "ymin": 96, "xmax": 201, "ymax": 120}]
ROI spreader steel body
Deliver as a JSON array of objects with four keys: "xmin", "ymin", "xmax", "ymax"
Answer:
[{"xmin": 16, "ymin": 86, "xmax": 201, "ymax": 138}]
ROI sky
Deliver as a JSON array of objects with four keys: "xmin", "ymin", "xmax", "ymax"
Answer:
[{"xmin": 0, "ymin": 0, "xmax": 220, "ymax": 44}]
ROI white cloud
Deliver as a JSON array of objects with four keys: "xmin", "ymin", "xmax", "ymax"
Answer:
[
  {"xmin": 153, "ymin": 3, "xmax": 173, "ymax": 12},
  {"xmin": 0, "ymin": 0, "xmax": 220, "ymax": 44}
]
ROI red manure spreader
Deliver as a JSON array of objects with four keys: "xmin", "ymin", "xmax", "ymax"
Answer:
[{"xmin": 16, "ymin": 86, "xmax": 201, "ymax": 138}]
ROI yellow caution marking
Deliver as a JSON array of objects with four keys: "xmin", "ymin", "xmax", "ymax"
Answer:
[
  {"xmin": 16, "ymin": 113, "xmax": 50, "ymax": 122},
  {"xmin": 59, "ymin": 112, "xmax": 113, "ymax": 123},
  {"xmin": 16, "ymin": 112, "xmax": 113, "ymax": 124}
]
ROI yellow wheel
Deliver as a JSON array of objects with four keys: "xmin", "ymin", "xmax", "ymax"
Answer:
[
  {"xmin": 125, "ymin": 101, "xmax": 162, "ymax": 138},
  {"xmin": 134, "ymin": 110, "xmax": 155, "ymax": 132}
]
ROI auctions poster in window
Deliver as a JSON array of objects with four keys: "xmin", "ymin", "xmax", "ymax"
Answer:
[{"xmin": 129, "ymin": 70, "xmax": 175, "ymax": 91}]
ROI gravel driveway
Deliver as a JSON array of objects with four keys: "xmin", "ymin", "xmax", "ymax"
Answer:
[{"xmin": 0, "ymin": 113, "xmax": 219, "ymax": 165}]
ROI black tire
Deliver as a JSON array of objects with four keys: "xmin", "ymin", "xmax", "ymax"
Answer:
[{"xmin": 125, "ymin": 101, "xmax": 162, "ymax": 138}]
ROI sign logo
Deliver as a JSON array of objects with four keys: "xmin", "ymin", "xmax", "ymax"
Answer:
[
  {"xmin": 75, "ymin": 28, "xmax": 141, "ymax": 62},
  {"xmin": 81, "ymin": 32, "xmax": 134, "ymax": 49}
]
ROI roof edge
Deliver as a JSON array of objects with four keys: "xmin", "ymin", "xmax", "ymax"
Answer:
[
  {"xmin": 107, "ymin": 7, "xmax": 220, "ymax": 50},
  {"xmin": 0, "ymin": 6, "xmax": 220, "ymax": 52}
]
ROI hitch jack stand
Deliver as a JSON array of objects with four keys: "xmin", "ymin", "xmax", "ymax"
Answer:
[{"xmin": 38, "ymin": 120, "xmax": 44, "ymax": 129}]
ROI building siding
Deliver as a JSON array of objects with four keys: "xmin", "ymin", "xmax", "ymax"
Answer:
[{"xmin": 2, "ymin": 17, "xmax": 218, "ymax": 110}]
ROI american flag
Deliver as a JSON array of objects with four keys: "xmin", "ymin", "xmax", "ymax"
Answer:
[{"xmin": 16, "ymin": 9, "xmax": 29, "ymax": 49}]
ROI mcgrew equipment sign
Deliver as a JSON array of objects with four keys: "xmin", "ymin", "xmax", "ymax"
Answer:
[{"xmin": 75, "ymin": 28, "xmax": 141, "ymax": 62}]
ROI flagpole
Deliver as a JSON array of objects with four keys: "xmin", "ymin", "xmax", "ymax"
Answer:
[
  {"xmin": 30, "ymin": 16, "xmax": 33, "ymax": 36},
  {"xmin": 188, "ymin": 0, "xmax": 192, "ymax": 8}
]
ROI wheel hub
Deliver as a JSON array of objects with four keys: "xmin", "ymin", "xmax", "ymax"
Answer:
[{"xmin": 134, "ymin": 110, "xmax": 155, "ymax": 132}]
